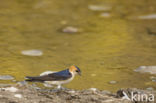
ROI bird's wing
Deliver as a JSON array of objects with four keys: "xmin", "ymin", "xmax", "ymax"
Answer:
[
  {"xmin": 48, "ymin": 69, "xmax": 72, "ymax": 80},
  {"xmin": 26, "ymin": 69, "xmax": 72, "ymax": 82}
]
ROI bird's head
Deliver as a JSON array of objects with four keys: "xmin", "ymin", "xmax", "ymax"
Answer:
[{"xmin": 69, "ymin": 65, "xmax": 81, "ymax": 76}]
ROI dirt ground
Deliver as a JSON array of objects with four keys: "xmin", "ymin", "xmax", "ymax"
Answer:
[{"xmin": 0, "ymin": 84, "xmax": 155, "ymax": 103}]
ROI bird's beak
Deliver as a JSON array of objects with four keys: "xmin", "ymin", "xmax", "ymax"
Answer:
[{"xmin": 78, "ymin": 71, "xmax": 81, "ymax": 76}]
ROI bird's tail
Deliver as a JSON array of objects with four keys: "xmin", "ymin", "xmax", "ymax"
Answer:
[{"xmin": 25, "ymin": 76, "xmax": 43, "ymax": 82}]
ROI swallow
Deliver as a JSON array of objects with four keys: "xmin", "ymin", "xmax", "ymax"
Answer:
[{"xmin": 25, "ymin": 65, "xmax": 81, "ymax": 89}]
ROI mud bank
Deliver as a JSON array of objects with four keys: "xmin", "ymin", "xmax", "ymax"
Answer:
[{"xmin": 0, "ymin": 84, "xmax": 155, "ymax": 103}]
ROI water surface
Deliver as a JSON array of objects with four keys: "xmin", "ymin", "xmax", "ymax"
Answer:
[{"xmin": 0, "ymin": 0, "xmax": 156, "ymax": 91}]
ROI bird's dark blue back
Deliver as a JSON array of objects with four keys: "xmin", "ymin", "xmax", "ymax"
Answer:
[{"xmin": 51, "ymin": 69, "xmax": 71, "ymax": 78}]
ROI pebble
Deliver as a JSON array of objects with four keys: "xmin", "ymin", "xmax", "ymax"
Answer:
[
  {"xmin": 1, "ymin": 87, "xmax": 18, "ymax": 92},
  {"xmin": 150, "ymin": 76, "xmax": 156, "ymax": 80},
  {"xmin": 14, "ymin": 94, "xmax": 22, "ymax": 98},
  {"xmin": 89, "ymin": 88, "xmax": 97, "ymax": 92},
  {"xmin": 21, "ymin": 50, "xmax": 43, "ymax": 56},
  {"xmin": 150, "ymin": 76, "xmax": 156, "ymax": 82},
  {"xmin": 68, "ymin": 90, "xmax": 76, "ymax": 94},
  {"xmin": 88, "ymin": 5, "xmax": 112, "ymax": 11},
  {"xmin": 43, "ymin": 83, "xmax": 53, "ymax": 87},
  {"xmin": 138, "ymin": 14, "xmax": 156, "ymax": 19},
  {"xmin": 109, "ymin": 81, "xmax": 117, "ymax": 84},
  {"xmin": 62, "ymin": 26, "xmax": 78, "ymax": 33},
  {"xmin": 0, "ymin": 75, "xmax": 14, "ymax": 80},
  {"xmin": 32, "ymin": 84, "xmax": 41, "ymax": 90},
  {"xmin": 134, "ymin": 66, "xmax": 156, "ymax": 74},
  {"xmin": 146, "ymin": 87, "xmax": 154, "ymax": 91},
  {"xmin": 17, "ymin": 81, "xmax": 27, "ymax": 86},
  {"xmin": 101, "ymin": 90, "xmax": 111, "ymax": 94}
]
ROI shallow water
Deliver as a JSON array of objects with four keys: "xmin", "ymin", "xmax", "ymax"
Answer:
[{"xmin": 0, "ymin": 0, "xmax": 156, "ymax": 92}]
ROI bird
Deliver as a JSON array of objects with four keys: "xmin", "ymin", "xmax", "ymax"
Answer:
[{"xmin": 25, "ymin": 65, "xmax": 81, "ymax": 89}]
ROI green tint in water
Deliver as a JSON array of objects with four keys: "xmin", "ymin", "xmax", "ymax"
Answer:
[{"xmin": 0, "ymin": 0, "xmax": 156, "ymax": 92}]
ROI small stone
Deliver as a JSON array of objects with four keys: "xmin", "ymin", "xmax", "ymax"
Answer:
[
  {"xmin": 89, "ymin": 88, "xmax": 97, "ymax": 92},
  {"xmin": 68, "ymin": 90, "xmax": 75, "ymax": 94},
  {"xmin": 43, "ymin": 83, "xmax": 53, "ymax": 87},
  {"xmin": 62, "ymin": 26, "xmax": 78, "ymax": 33},
  {"xmin": 17, "ymin": 81, "xmax": 27, "ymax": 86},
  {"xmin": 134, "ymin": 66, "xmax": 156, "ymax": 74},
  {"xmin": 88, "ymin": 5, "xmax": 112, "ymax": 11},
  {"xmin": 2, "ymin": 87, "xmax": 18, "ymax": 92},
  {"xmin": 109, "ymin": 81, "xmax": 117, "ymax": 84},
  {"xmin": 150, "ymin": 76, "xmax": 156, "ymax": 82},
  {"xmin": 101, "ymin": 90, "xmax": 111, "ymax": 94},
  {"xmin": 21, "ymin": 50, "xmax": 43, "ymax": 56},
  {"xmin": 32, "ymin": 84, "xmax": 41, "ymax": 90},
  {"xmin": 14, "ymin": 94, "xmax": 22, "ymax": 98},
  {"xmin": 146, "ymin": 87, "xmax": 154, "ymax": 91},
  {"xmin": 12, "ymin": 80, "xmax": 17, "ymax": 82},
  {"xmin": 150, "ymin": 76, "xmax": 156, "ymax": 79},
  {"xmin": 0, "ymin": 75, "xmax": 14, "ymax": 80},
  {"xmin": 152, "ymin": 80, "xmax": 156, "ymax": 82}
]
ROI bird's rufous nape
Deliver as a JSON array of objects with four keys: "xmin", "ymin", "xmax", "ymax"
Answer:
[{"xmin": 69, "ymin": 65, "xmax": 78, "ymax": 72}]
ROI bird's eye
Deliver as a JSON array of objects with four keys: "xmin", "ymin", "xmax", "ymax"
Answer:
[{"xmin": 76, "ymin": 70, "xmax": 79, "ymax": 72}]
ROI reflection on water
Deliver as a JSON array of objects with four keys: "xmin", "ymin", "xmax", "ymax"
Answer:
[{"xmin": 0, "ymin": 0, "xmax": 156, "ymax": 91}]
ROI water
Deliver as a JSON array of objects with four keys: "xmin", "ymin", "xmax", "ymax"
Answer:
[{"xmin": 0, "ymin": 0, "xmax": 156, "ymax": 92}]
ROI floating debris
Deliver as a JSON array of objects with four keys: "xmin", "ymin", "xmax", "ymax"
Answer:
[
  {"xmin": 134, "ymin": 66, "xmax": 156, "ymax": 74},
  {"xmin": 0, "ymin": 75, "xmax": 14, "ymax": 80},
  {"xmin": 62, "ymin": 26, "xmax": 78, "ymax": 33},
  {"xmin": 109, "ymin": 81, "xmax": 117, "ymax": 84},
  {"xmin": 88, "ymin": 5, "xmax": 112, "ymax": 11},
  {"xmin": 138, "ymin": 14, "xmax": 156, "ymax": 19},
  {"xmin": 21, "ymin": 50, "xmax": 43, "ymax": 56},
  {"xmin": 100, "ymin": 13, "xmax": 111, "ymax": 18},
  {"xmin": 14, "ymin": 94, "xmax": 22, "ymax": 98}
]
